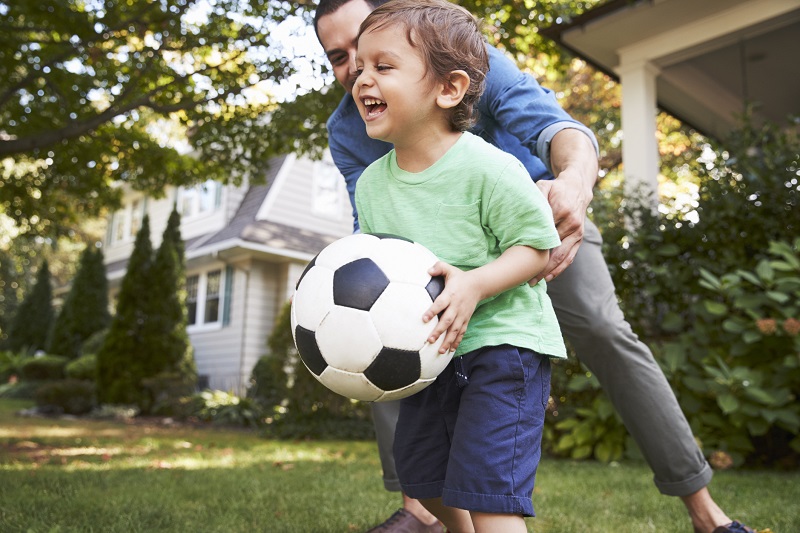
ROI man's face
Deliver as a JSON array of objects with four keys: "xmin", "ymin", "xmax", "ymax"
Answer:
[{"xmin": 316, "ymin": 0, "xmax": 374, "ymax": 94}]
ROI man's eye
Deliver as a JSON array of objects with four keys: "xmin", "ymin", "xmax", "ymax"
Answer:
[{"xmin": 328, "ymin": 55, "xmax": 346, "ymax": 66}]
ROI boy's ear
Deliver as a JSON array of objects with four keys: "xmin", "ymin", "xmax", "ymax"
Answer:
[{"xmin": 436, "ymin": 70, "xmax": 470, "ymax": 110}]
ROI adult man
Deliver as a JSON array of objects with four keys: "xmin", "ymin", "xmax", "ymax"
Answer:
[{"xmin": 313, "ymin": 1, "xmax": 754, "ymax": 532}]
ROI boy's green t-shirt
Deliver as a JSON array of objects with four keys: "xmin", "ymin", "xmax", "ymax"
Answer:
[{"xmin": 354, "ymin": 132, "xmax": 567, "ymax": 359}]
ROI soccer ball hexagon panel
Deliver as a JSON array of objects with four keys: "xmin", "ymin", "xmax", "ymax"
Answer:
[{"xmin": 291, "ymin": 233, "xmax": 449, "ymax": 402}]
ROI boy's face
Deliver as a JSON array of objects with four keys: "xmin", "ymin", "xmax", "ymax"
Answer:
[
  {"xmin": 353, "ymin": 25, "xmax": 437, "ymax": 146},
  {"xmin": 316, "ymin": 0, "xmax": 374, "ymax": 95}
]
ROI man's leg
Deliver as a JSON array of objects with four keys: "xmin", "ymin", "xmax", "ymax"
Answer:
[
  {"xmin": 367, "ymin": 401, "xmax": 442, "ymax": 532},
  {"xmin": 547, "ymin": 219, "xmax": 733, "ymax": 532}
]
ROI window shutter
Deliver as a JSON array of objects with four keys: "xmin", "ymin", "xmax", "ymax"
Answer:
[{"xmin": 222, "ymin": 265, "xmax": 233, "ymax": 326}]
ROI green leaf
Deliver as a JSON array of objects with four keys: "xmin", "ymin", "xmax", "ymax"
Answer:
[
  {"xmin": 746, "ymin": 419, "xmax": 770, "ymax": 436},
  {"xmin": 699, "ymin": 268, "xmax": 721, "ymax": 289},
  {"xmin": 571, "ymin": 444, "xmax": 593, "ymax": 460},
  {"xmin": 736, "ymin": 270, "xmax": 763, "ymax": 286},
  {"xmin": 717, "ymin": 393, "xmax": 740, "ymax": 414},
  {"xmin": 704, "ymin": 301, "xmax": 728, "ymax": 316},
  {"xmin": 766, "ymin": 291, "xmax": 790, "ymax": 303},
  {"xmin": 684, "ymin": 376, "xmax": 708, "ymax": 393},
  {"xmin": 722, "ymin": 319, "xmax": 746, "ymax": 333},
  {"xmin": 773, "ymin": 409, "xmax": 800, "ymax": 430},
  {"xmin": 744, "ymin": 386, "xmax": 788, "ymax": 406},
  {"xmin": 755, "ymin": 261, "xmax": 774, "ymax": 282}
]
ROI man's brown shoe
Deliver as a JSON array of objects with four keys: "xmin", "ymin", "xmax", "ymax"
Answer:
[{"xmin": 365, "ymin": 509, "xmax": 445, "ymax": 533}]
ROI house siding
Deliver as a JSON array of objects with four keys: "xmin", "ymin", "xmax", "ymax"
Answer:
[
  {"xmin": 187, "ymin": 261, "xmax": 241, "ymax": 392},
  {"xmin": 261, "ymin": 155, "xmax": 354, "ymax": 237}
]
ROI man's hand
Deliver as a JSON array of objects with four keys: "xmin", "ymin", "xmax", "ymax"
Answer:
[{"xmin": 531, "ymin": 129, "xmax": 598, "ymax": 285}]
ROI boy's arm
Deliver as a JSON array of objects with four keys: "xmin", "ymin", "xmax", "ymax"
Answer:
[{"xmin": 423, "ymin": 245, "xmax": 549, "ymax": 354}]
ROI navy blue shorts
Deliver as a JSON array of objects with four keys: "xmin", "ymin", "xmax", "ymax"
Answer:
[{"xmin": 394, "ymin": 344, "xmax": 551, "ymax": 517}]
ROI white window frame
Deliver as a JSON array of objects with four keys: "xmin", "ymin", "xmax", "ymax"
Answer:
[
  {"xmin": 109, "ymin": 197, "xmax": 146, "ymax": 245},
  {"xmin": 177, "ymin": 180, "xmax": 222, "ymax": 220},
  {"xmin": 186, "ymin": 267, "xmax": 226, "ymax": 332},
  {"xmin": 311, "ymin": 151, "xmax": 346, "ymax": 221}
]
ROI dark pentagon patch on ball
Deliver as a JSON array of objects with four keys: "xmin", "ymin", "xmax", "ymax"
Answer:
[
  {"xmin": 425, "ymin": 275, "xmax": 445, "ymax": 302},
  {"xmin": 294, "ymin": 325, "xmax": 327, "ymax": 376},
  {"xmin": 333, "ymin": 258, "xmax": 390, "ymax": 311},
  {"xmin": 296, "ymin": 255, "xmax": 317, "ymax": 290},
  {"xmin": 364, "ymin": 347, "xmax": 422, "ymax": 391}
]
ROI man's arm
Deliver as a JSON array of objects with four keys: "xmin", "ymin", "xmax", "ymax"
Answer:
[
  {"xmin": 532, "ymin": 128, "xmax": 598, "ymax": 283},
  {"xmin": 478, "ymin": 46, "xmax": 599, "ymax": 281}
]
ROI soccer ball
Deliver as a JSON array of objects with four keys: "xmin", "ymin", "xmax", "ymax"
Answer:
[{"xmin": 290, "ymin": 233, "xmax": 451, "ymax": 402}]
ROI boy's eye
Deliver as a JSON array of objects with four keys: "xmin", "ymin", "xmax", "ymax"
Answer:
[
  {"xmin": 376, "ymin": 65, "xmax": 391, "ymax": 71},
  {"xmin": 355, "ymin": 68, "xmax": 363, "ymax": 77}
]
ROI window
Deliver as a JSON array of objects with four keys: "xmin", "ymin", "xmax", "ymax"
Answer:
[
  {"xmin": 178, "ymin": 180, "xmax": 222, "ymax": 218},
  {"xmin": 186, "ymin": 268, "xmax": 225, "ymax": 328},
  {"xmin": 312, "ymin": 152, "xmax": 345, "ymax": 220},
  {"xmin": 109, "ymin": 198, "xmax": 146, "ymax": 244}
]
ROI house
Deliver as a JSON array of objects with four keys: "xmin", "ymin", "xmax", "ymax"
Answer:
[
  {"xmin": 102, "ymin": 152, "xmax": 354, "ymax": 393},
  {"xmin": 541, "ymin": 0, "xmax": 800, "ymax": 199}
]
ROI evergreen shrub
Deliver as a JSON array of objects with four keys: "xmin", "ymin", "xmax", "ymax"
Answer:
[
  {"xmin": 65, "ymin": 353, "xmax": 97, "ymax": 381},
  {"xmin": 34, "ymin": 379, "xmax": 96, "ymax": 415},
  {"xmin": 19, "ymin": 355, "xmax": 69, "ymax": 381}
]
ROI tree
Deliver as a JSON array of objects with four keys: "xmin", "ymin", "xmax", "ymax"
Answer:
[
  {"xmin": 96, "ymin": 215, "xmax": 153, "ymax": 405},
  {"xmin": 48, "ymin": 246, "xmax": 110, "ymax": 359},
  {"xmin": 146, "ymin": 207, "xmax": 196, "ymax": 386},
  {"xmin": 7, "ymin": 259, "xmax": 53, "ymax": 353},
  {"xmin": 0, "ymin": 0, "xmax": 326, "ymax": 236}
]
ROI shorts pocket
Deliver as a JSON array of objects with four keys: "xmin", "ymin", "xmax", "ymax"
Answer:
[{"xmin": 434, "ymin": 201, "xmax": 487, "ymax": 265}]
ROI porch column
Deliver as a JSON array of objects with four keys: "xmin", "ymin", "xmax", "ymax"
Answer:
[{"xmin": 618, "ymin": 58, "xmax": 661, "ymax": 208}]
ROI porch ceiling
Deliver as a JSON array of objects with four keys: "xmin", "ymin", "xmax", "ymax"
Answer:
[{"xmin": 541, "ymin": 0, "xmax": 800, "ymax": 140}]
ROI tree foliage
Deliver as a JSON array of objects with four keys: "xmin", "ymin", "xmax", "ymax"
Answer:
[
  {"xmin": 7, "ymin": 259, "xmax": 53, "ymax": 353},
  {"xmin": 0, "ymin": 0, "xmax": 324, "ymax": 236},
  {"xmin": 96, "ymin": 215, "xmax": 153, "ymax": 405},
  {"xmin": 48, "ymin": 246, "xmax": 110, "ymax": 359},
  {"xmin": 146, "ymin": 207, "xmax": 196, "ymax": 386}
]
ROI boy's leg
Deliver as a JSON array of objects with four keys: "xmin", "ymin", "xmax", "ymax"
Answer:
[
  {"xmin": 416, "ymin": 347, "xmax": 549, "ymax": 517},
  {"xmin": 418, "ymin": 498, "xmax": 474, "ymax": 533},
  {"xmin": 546, "ymin": 219, "xmax": 711, "ymax": 495}
]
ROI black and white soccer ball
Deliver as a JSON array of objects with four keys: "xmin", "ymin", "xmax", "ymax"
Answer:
[{"xmin": 290, "ymin": 233, "xmax": 450, "ymax": 402}]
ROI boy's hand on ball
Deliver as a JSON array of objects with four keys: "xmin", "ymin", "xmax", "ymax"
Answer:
[{"xmin": 423, "ymin": 261, "xmax": 481, "ymax": 354}]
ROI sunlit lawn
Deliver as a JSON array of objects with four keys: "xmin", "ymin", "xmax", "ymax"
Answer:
[{"xmin": 1, "ymin": 398, "xmax": 797, "ymax": 533}]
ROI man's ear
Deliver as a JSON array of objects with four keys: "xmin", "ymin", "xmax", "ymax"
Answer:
[{"xmin": 436, "ymin": 70, "xmax": 470, "ymax": 110}]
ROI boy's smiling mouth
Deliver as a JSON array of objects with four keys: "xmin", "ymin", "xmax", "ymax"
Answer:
[{"xmin": 362, "ymin": 97, "xmax": 387, "ymax": 117}]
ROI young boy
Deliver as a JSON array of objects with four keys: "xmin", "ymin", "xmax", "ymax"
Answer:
[{"xmin": 352, "ymin": 1, "xmax": 566, "ymax": 531}]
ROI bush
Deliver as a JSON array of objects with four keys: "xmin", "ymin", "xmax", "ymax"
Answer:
[
  {"xmin": 247, "ymin": 353, "xmax": 287, "ymax": 409},
  {"xmin": 80, "ymin": 328, "xmax": 108, "ymax": 357},
  {"xmin": 19, "ymin": 355, "xmax": 69, "ymax": 381},
  {"xmin": 184, "ymin": 390, "xmax": 264, "ymax": 428},
  {"xmin": 0, "ymin": 380, "xmax": 46, "ymax": 399},
  {"xmin": 65, "ymin": 353, "xmax": 97, "ymax": 381},
  {"xmin": 34, "ymin": 379, "xmax": 96, "ymax": 415},
  {"xmin": 586, "ymin": 114, "xmax": 800, "ymax": 466},
  {"xmin": 0, "ymin": 351, "xmax": 31, "ymax": 383},
  {"xmin": 141, "ymin": 372, "xmax": 197, "ymax": 416}
]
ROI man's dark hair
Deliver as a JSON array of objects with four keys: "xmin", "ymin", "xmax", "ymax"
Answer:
[{"xmin": 313, "ymin": 0, "xmax": 390, "ymax": 36}]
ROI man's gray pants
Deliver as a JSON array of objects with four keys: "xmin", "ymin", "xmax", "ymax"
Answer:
[{"xmin": 370, "ymin": 219, "xmax": 712, "ymax": 497}]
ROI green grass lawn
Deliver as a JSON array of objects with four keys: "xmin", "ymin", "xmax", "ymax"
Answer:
[{"xmin": 1, "ymin": 398, "xmax": 797, "ymax": 533}]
